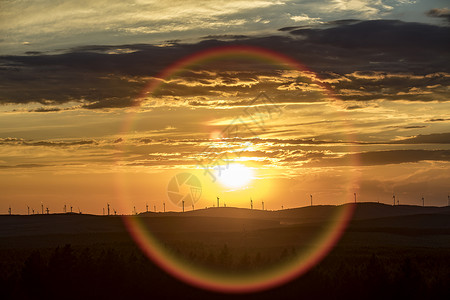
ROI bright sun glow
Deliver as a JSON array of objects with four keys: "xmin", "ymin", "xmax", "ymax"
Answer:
[{"xmin": 217, "ymin": 164, "xmax": 254, "ymax": 188}]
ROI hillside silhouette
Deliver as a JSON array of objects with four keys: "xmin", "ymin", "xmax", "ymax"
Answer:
[
  {"xmin": 1, "ymin": 203, "xmax": 449, "ymax": 299},
  {"xmin": 1, "ymin": 203, "xmax": 449, "ymax": 239}
]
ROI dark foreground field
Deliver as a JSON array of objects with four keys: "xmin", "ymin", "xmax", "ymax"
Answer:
[{"xmin": 0, "ymin": 203, "xmax": 449, "ymax": 299}]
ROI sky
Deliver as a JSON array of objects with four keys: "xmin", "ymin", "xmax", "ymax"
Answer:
[{"xmin": 0, "ymin": 0, "xmax": 449, "ymax": 215}]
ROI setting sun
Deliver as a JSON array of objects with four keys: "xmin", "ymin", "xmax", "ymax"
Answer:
[{"xmin": 217, "ymin": 164, "xmax": 254, "ymax": 189}]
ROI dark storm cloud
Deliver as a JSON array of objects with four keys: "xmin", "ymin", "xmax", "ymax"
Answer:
[
  {"xmin": 0, "ymin": 20, "xmax": 449, "ymax": 109},
  {"xmin": 426, "ymin": 8, "xmax": 450, "ymax": 22},
  {"xmin": 0, "ymin": 163, "xmax": 52, "ymax": 169},
  {"xmin": 288, "ymin": 19, "xmax": 449, "ymax": 50},
  {"xmin": 332, "ymin": 71, "xmax": 449, "ymax": 102},
  {"xmin": 24, "ymin": 51, "xmax": 42, "ymax": 55},
  {"xmin": 427, "ymin": 118, "xmax": 450, "ymax": 122},
  {"xmin": 278, "ymin": 25, "xmax": 311, "ymax": 32},
  {"xmin": 284, "ymin": 20, "xmax": 450, "ymax": 74},
  {"xmin": 29, "ymin": 107, "xmax": 62, "ymax": 112},
  {"xmin": 304, "ymin": 150, "xmax": 450, "ymax": 167},
  {"xmin": 0, "ymin": 138, "xmax": 97, "ymax": 147},
  {"xmin": 393, "ymin": 133, "xmax": 450, "ymax": 144}
]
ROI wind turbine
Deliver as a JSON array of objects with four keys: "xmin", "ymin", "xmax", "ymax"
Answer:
[
  {"xmin": 217, "ymin": 196, "xmax": 220, "ymax": 208},
  {"xmin": 422, "ymin": 196, "xmax": 425, "ymax": 207},
  {"xmin": 262, "ymin": 201, "xmax": 264, "ymax": 211},
  {"xmin": 393, "ymin": 194, "xmax": 395, "ymax": 206},
  {"xmin": 250, "ymin": 198, "xmax": 253, "ymax": 210},
  {"xmin": 182, "ymin": 200, "xmax": 185, "ymax": 212},
  {"xmin": 163, "ymin": 202, "xmax": 165, "ymax": 213},
  {"xmin": 354, "ymin": 193, "xmax": 357, "ymax": 203},
  {"xmin": 310, "ymin": 194, "xmax": 313, "ymax": 206}
]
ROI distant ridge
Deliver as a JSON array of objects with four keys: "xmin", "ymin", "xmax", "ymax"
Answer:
[
  {"xmin": 140, "ymin": 202, "xmax": 450, "ymax": 223},
  {"xmin": 352, "ymin": 202, "xmax": 450, "ymax": 220},
  {"xmin": 1, "ymin": 203, "xmax": 449, "ymax": 238}
]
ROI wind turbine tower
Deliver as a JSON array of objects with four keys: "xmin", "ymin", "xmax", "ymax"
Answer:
[
  {"xmin": 182, "ymin": 200, "xmax": 185, "ymax": 212},
  {"xmin": 354, "ymin": 193, "xmax": 357, "ymax": 203},
  {"xmin": 422, "ymin": 196, "xmax": 424, "ymax": 207},
  {"xmin": 8, "ymin": 206, "xmax": 11, "ymax": 215},
  {"xmin": 262, "ymin": 201, "xmax": 264, "ymax": 211},
  {"xmin": 310, "ymin": 194, "xmax": 313, "ymax": 206},
  {"xmin": 27, "ymin": 206, "xmax": 30, "ymax": 215},
  {"xmin": 217, "ymin": 196, "xmax": 220, "ymax": 208},
  {"xmin": 146, "ymin": 203, "xmax": 148, "ymax": 213},
  {"xmin": 163, "ymin": 202, "xmax": 165, "ymax": 212},
  {"xmin": 107, "ymin": 203, "xmax": 110, "ymax": 216},
  {"xmin": 250, "ymin": 198, "xmax": 253, "ymax": 210},
  {"xmin": 393, "ymin": 194, "xmax": 396, "ymax": 206}
]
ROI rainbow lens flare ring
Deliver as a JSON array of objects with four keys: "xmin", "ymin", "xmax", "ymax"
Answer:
[{"xmin": 116, "ymin": 45, "xmax": 359, "ymax": 293}]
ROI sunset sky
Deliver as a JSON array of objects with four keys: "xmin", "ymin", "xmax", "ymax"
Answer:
[{"xmin": 1, "ymin": 0, "xmax": 449, "ymax": 214}]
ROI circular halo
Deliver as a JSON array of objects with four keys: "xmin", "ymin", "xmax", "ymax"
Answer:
[{"xmin": 116, "ymin": 45, "xmax": 359, "ymax": 293}]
